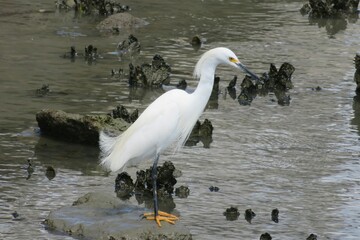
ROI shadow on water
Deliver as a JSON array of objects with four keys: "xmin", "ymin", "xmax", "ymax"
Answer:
[{"xmin": 34, "ymin": 135, "xmax": 101, "ymax": 175}]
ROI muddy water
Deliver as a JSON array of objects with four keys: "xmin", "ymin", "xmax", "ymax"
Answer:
[{"xmin": 1, "ymin": 0, "xmax": 359, "ymax": 239}]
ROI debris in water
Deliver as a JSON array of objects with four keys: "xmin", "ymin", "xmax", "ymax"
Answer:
[
  {"xmin": 244, "ymin": 208, "xmax": 256, "ymax": 223},
  {"xmin": 12, "ymin": 211, "xmax": 19, "ymax": 219},
  {"xmin": 260, "ymin": 232, "xmax": 272, "ymax": 240},
  {"xmin": 26, "ymin": 159, "xmax": 34, "ymax": 180},
  {"xmin": 306, "ymin": 233, "xmax": 318, "ymax": 240},
  {"xmin": 223, "ymin": 206, "xmax": 240, "ymax": 221},
  {"xmin": 209, "ymin": 186, "xmax": 219, "ymax": 192},
  {"xmin": 312, "ymin": 86, "xmax": 322, "ymax": 91},
  {"xmin": 271, "ymin": 208, "xmax": 279, "ymax": 223}
]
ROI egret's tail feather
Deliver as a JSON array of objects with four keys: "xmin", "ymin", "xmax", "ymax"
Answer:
[
  {"xmin": 99, "ymin": 131, "xmax": 120, "ymax": 170},
  {"xmin": 99, "ymin": 131, "xmax": 130, "ymax": 172}
]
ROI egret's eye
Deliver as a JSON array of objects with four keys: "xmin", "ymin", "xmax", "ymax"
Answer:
[{"xmin": 229, "ymin": 57, "xmax": 239, "ymax": 63}]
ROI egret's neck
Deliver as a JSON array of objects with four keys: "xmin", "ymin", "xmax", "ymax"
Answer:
[{"xmin": 192, "ymin": 67, "xmax": 216, "ymax": 108}]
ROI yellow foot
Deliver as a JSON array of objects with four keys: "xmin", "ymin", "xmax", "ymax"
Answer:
[{"xmin": 143, "ymin": 210, "xmax": 179, "ymax": 227}]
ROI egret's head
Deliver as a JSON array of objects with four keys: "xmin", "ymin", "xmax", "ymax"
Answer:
[
  {"xmin": 194, "ymin": 47, "xmax": 259, "ymax": 81},
  {"xmin": 223, "ymin": 48, "xmax": 259, "ymax": 81}
]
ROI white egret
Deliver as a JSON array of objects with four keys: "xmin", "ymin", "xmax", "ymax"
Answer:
[{"xmin": 99, "ymin": 47, "xmax": 259, "ymax": 226}]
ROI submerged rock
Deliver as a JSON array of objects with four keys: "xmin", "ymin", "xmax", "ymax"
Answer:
[
  {"xmin": 97, "ymin": 12, "xmax": 148, "ymax": 32},
  {"xmin": 223, "ymin": 206, "xmax": 240, "ymax": 221},
  {"xmin": 36, "ymin": 109, "xmax": 129, "ymax": 145},
  {"xmin": 45, "ymin": 191, "xmax": 192, "ymax": 240}
]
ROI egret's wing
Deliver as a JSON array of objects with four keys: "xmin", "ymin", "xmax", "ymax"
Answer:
[{"xmin": 100, "ymin": 89, "xmax": 186, "ymax": 172}]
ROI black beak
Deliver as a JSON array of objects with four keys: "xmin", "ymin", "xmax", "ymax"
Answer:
[{"xmin": 236, "ymin": 62, "xmax": 260, "ymax": 81}]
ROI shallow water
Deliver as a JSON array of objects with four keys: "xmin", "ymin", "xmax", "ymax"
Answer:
[{"xmin": 0, "ymin": 0, "xmax": 360, "ymax": 239}]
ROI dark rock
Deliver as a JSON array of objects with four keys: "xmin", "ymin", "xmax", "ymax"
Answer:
[
  {"xmin": 271, "ymin": 208, "xmax": 279, "ymax": 223},
  {"xmin": 312, "ymin": 86, "xmax": 322, "ymax": 91},
  {"xmin": 354, "ymin": 54, "xmax": 360, "ymax": 94},
  {"xmin": 238, "ymin": 75, "xmax": 257, "ymax": 105},
  {"xmin": 46, "ymin": 191, "xmax": 191, "ymax": 240},
  {"xmin": 260, "ymin": 232, "xmax": 272, "ymax": 240},
  {"xmin": 84, "ymin": 44, "xmax": 101, "ymax": 65},
  {"xmin": 35, "ymin": 84, "xmax": 51, "ymax": 97},
  {"xmin": 185, "ymin": 119, "xmax": 213, "ymax": 148},
  {"xmin": 209, "ymin": 186, "xmax": 219, "ymax": 192},
  {"xmin": 300, "ymin": 0, "xmax": 359, "ymax": 36},
  {"xmin": 58, "ymin": 0, "xmax": 130, "ymax": 16},
  {"xmin": 227, "ymin": 75, "xmax": 237, "ymax": 99},
  {"xmin": 238, "ymin": 62, "xmax": 294, "ymax": 106},
  {"xmin": 62, "ymin": 46, "xmax": 77, "ymax": 60},
  {"xmin": 146, "ymin": 161, "xmax": 177, "ymax": 196},
  {"xmin": 12, "ymin": 211, "xmax": 19, "ymax": 219},
  {"xmin": 190, "ymin": 36, "xmax": 202, "ymax": 51},
  {"xmin": 117, "ymin": 34, "xmax": 140, "ymax": 55},
  {"xmin": 176, "ymin": 79, "xmax": 187, "ymax": 90},
  {"xmin": 223, "ymin": 206, "xmax": 240, "ymax": 221},
  {"xmin": 119, "ymin": 161, "xmax": 179, "ymax": 198},
  {"xmin": 129, "ymin": 54, "xmax": 171, "ymax": 88},
  {"xmin": 244, "ymin": 209, "xmax": 256, "ymax": 223},
  {"xmin": 355, "ymin": 53, "xmax": 360, "ymax": 70},
  {"xmin": 115, "ymin": 172, "xmax": 134, "ymax": 199},
  {"xmin": 208, "ymin": 76, "xmax": 220, "ymax": 109},
  {"xmin": 45, "ymin": 166, "xmax": 56, "ymax": 180},
  {"xmin": 307, "ymin": 233, "xmax": 318, "ymax": 240},
  {"xmin": 97, "ymin": 12, "xmax": 148, "ymax": 32},
  {"xmin": 175, "ymin": 186, "xmax": 190, "ymax": 198},
  {"xmin": 36, "ymin": 109, "xmax": 129, "ymax": 145}
]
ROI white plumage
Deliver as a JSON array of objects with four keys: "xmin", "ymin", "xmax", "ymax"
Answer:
[{"xmin": 99, "ymin": 47, "xmax": 257, "ymax": 172}]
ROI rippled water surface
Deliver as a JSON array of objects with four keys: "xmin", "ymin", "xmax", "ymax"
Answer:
[{"xmin": 1, "ymin": 0, "xmax": 360, "ymax": 239}]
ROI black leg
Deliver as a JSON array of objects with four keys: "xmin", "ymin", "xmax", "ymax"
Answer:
[{"xmin": 152, "ymin": 154, "xmax": 160, "ymax": 217}]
